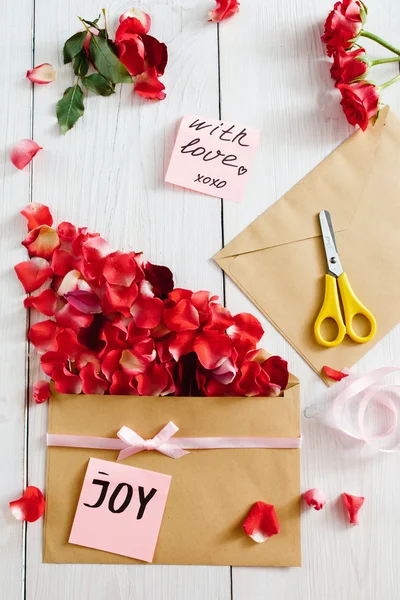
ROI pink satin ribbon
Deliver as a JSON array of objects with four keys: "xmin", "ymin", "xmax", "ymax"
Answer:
[
  {"xmin": 47, "ymin": 421, "xmax": 302, "ymax": 461},
  {"xmin": 332, "ymin": 367, "xmax": 400, "ymax": 453}
]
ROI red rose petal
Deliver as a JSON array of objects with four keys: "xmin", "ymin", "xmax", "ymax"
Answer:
[
  {"xmin": 164, "ymin": 298, "xmax": 199, "ymax": 332},
  {"xmin": 81, "ymin": 236, "xmax": 112, "ymax": 262},
  {"xmin": 169, "ymin": 331, "xmax": 197, "ymax": 361},
  {"xmin": 228, "ymin": 313, "xmax": 264, "ymax": 346},
  {"xmin": 243, "ymin": 501, "xmax": 280, "ymax": 543},
  {"xmin": 136, "ymin": 362, "xmax": 170, "ymax": 396},
  {"xmin": 342, "ymin": 493, "xmax": 365, "ymax": 525},
  {"xmin": 167, "ymin": 288, "xmax": 192, "ymax": 303},
  {"xmin": 101, "ymin": 349, "xmax": 124, "ymax": 381},
  {"xmin": 190, "ymin": 290, "xmax": 211, "ymax": 322},
  {"xmin": 24, "ymin": 288, "xmax": 58, "ymax": 316},
  {"xmin": 208, "ymin": 0, "xmax": 240, "ymax": 22},
  {"xmin": 134, "ymin": 68, "xmax": 166, "ymax": 101},
  {"xmin": 204, "ymin": 301, "xmax": 234, "ymax": 331},
  {"xmin": 104, "ymin": 281, "xmax": 139, "ymax": 316},
  {"xmin": 65, "ymin": 290, "xmax": 102, "ymax": 314},
  {"xmin": 9, "ymin": 486, "xmax": 45, "ymax": 522},
  {"xmin": 40, "ymin": 350, "xmax": 69, "ymax": 376},
  {"xmin": 141, "ymin": 34, "xmax": 168, "ymax": 75},
  {"xmin": 117, "ymin": 35, "xmax": 145, "ymax": 76},
  {"xmin": 303, "ymin": 488, "xmax": 327, "ymax": 511},
  {"xmin": 80, "ymin": 363, "xmax": 109, "ymax": 394},
  {"xmin": 14, "ymin": 257, "xmax": 52, "ymax": 293},
  {"xmin": 103, "ymin": 252, "xmax": 137, "ymax": 287},
  {"xmin": 52, "ymin": 365, "xmax": 83, "ymax": 394},
  {"xmin": 117, "ymin": 12, "xmax": 151, "ymax": 37},
  {"xmin": 22, "ymin": 225, "xmax": 60, "ymax": 260},
  {"xmin": 120, "ymin": 340, "xmax": 156, "ymax": 376},
  {"xmin": 26, "ymin": 63, "xmax": 56, "ymax": 84},
  {"xmin": 21, "ymin": 203, "xmax": 53, "ymax": 231},
  {"xmin": 156, "ymin": 339, "xmax": 173, "ymax": 363},
  {"xmin": 323, "ymin": 366, "xmax": 349, "ymax": 381},
  {"xmin": 33, "ymin": 380, "xmax": 50, "ymax": 404},
  {"xmin": 56, "ymin": 327, "xmax": 85, "ymax": 359},
  {"xmin": 144, "ymin": 261, "xmax": 174, "ymax": 297},
  {"xmin": 262, "ymin": 356, "xmax": 289, "ymax": 390},
  {"xmin": 57, "ymin": 221, "xmax": 77, "ymax": 241},
  {"xmin": 55, "ymin": 303, "xmax": 94, "ymax": 332},
  {"xmin": 127, "ymin": 322, "xmax": 150, "ymax": 346},
  {"xmin": 28, "ymin": 320, "xmax": 59, "ymax": 353},
  {"xmin": 131, "ymin": 296, "xmax": 163, "ymax": 329},
  {"xmin": 98, "ymin": 322, "xmax": 128, "ymax": 359},
  {"xmin": 10, "ymin": 139, "xmax": 42, "ymax": 170},
  {"xmin": 110, "ymin": 369, "xmax": 138, "ymax": 395},
  {"xmin": 71, "ymin": 228, "xmax": 99, "ymax": 258},
  {"xmin": 51, "ymin": 249, "xmax": 76, "ymax": 276},
  {"xmin": 56, "ymin": 270, "xmax": 83, "ymax": 296},
  {"xmin": 193, "ymin": 330, "xmax": 231, "ymax": 369},
  {"xmin": 234, "ymin": 361, "xmax": 262, "ymax": 397},
  {"xmin": 76, "ymin": 350, "xmax": 101, "ymax": 372}
]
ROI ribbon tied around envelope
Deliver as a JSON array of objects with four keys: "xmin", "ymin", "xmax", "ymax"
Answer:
[{"xmin": 47, "ymin": 421, "xmax": 302, "ymax": 461}]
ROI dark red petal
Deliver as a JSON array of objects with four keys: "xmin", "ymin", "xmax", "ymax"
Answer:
[
  {"xmin": 14, "ymin": 257, "xmax": 53, "ymax": 292},
  {"xmin": 141, "ymin": 34, "xmax": 168, "ymax": 75},
  {"xmin": 342, "ymin": 493, "xmax": 365, "ymax": 525},
  {"xmin": 28, "ymin": 320, "xmax": 59, "ymax": 353},
  {"xmin": 52, "ymin": 365, "xmax": 82, "ymax": 394},
  {"xmin": 55, "ymin": 303, "xmax": 94, "ymax": 332},
  {"xmin": 24, "ymin": 289, "xmax": 58, "ymax": 316},
  {"xmin": 56, "ymin": 327, "xmax": 85, "ymax": 359},
  {"xmin": 80, "ymin": 363, "xmax": 109, "ymax": 394},
  {"xmin": 9, "ymin": 486, "xmax": 45, "ymax": 522},
  {"xmin": 243, "ymin": 501, "xmax": 280, "ymax": 543},
  {"xmin": 193, "ymin": 330, "xmax": 231, "ymax": 369},
  {"xmin": 164, "ymin": 298, "xmax": 199, "ymax": 332},
  {"xmin": 65, "ymin": 290, "xmax": 102, "ymax": 314},
  {"xmin": 136, "ymin": 362, "xmax": 170, "ymax": 396},
  {"xmin": 40, "ymin": 350, "xmax": 69, "ymax": 376},
  {"xmin": 322, "ymin": 366, "xmax": 349, "ymax": 381},
  {"xmin": 144, "ymin": 261, "xmax": 174, "ymax": 297},
  {"xmin": 22, "ymin": 225, "xmax": 60, "ymax": 260},
  {"xmin": 134, "ymin": 67, "xmax": 166, "ymax": 101},
  {"xmin": 51, "ymin": 249, "xmax": 76, "ymax": 276},
  {"xmin": 262, "ymin": 356, "xmax": 289, "ymax": 390},
  {"xmin": 33, "ymin": 380, "xmax": 50, "ymax": 404},
  {"xmin": 57, "ymin": 221, "xmax": 77, "ymax": 241},
  {"xmin": 21, "ymin": 203, "xmax": 53, "ymax": 231},
  {"xmin": 131, "ymin": 296, "xmax": 163, "ymax": 329},
  {"xmin": 103, "ymin": 252, "xmax": 137, "ymax": 287}
]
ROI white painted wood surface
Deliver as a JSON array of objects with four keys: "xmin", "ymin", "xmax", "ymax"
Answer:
[{"xmin": 2, "ymin": 0, "xmax": 400, "ymax": 598}]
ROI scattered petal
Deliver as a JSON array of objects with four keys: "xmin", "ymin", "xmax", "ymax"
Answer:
[
  {"xmin": 21, "ymin": 203, "xmax": 53, "ymax": 231},
  {"xmin": 26, "ymin": 63, "xmax": 56, "ymax": 84},
  {"xmin": 80, "ymin": 363, "xmax": 109, "ymax": 394},
  {"xmin": 14, "ymin": 257, "xmax": 52, "ymax": 292},
  {"xmin": 204, "ymin": 301, "xmax": 234, "ymax": 331},
  {"xmin": 134, "ymin": 68, "xmax": 166, "ymax": 101},
  {"xmin": 303, "ymin": 488, "xmax": 327, "ymax": 511},
  {"xmin": 141, "ymin": 34, "xmax": 168, "ymax": 76},
  {"xmin": 342, "ymin": 493, "xmax": 365, "ymax": 525},
  {"xmin": 57, "ymin": 221, "xmax": 77, "ymax": 242},
  {"xmin": 10, "ymin": 139, "xmax": 42, "ymax": 170},
  {"xmin": 24, "ymin": 289, "xmax": 58, "ymax": 316},
  {"xmin": 117, "ymin": 11, "xmax": 151, "ymax": 35},
  {"xmin": 243, "ymin": 501, "xmax": 280, "ymax": 543},
  {"xmin": 57, "ymin": 269, "xmax": 83, "ymax": 296},
  {"xmin": 9, "ymin": 486, "xmax": 45, "ymax": 522},
  {"xmin": 169, "ymin": 331, "xmax": 197, "ymax": 361},
  {"xmin": 104, "ymin": 281, "xmax": 138, "ymax": 316},
  {"xmin": 101, "ymin": 349, "xmax": 124, "ymax": 381},
  {"xmin": 22, "ymin": 225, "xmax": 60, "ymax": 260},
  {"xmin": 75, "ymin": 350, "xmax": 101, "ymax": 372},
  {"xmin": 209, "ymin": 0, "xmax": 240, "ymax": 22},
  {"xmin": 65, "ymin": 290, "xmax": 102, "ymax": 314},
  {"xmin": 120, "ymin": 340, "xmax": 156, "ymax": 376},
  {"xmin": 33, "ymin": 380, "xmax": 50, "ymax": 404},
  {"xmin": 144, "ymin": 261, "xmax": 174, "ymax": 297},
  {"xmin": 136, "ymin": 362, "xmax": 169, "ymax": 396},
  {"xmin": 28, "ymin": 320, "xmax": 59, "ymax": 353},
  {"xmin": 110, "ymin": 369, "xmax": 137, "ymax": 395},
  {"xmin": 323, "ymin": 366, "xmax": 349, "ymax": 381},
  {"xmin": 117, "ymin": 34, "xmax": 146, "ymax": 76}
]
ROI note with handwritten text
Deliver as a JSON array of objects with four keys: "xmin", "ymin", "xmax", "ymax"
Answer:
[
  {"xmin": 165, "ymin": 115, "xmax": 260, "ymax": 203},
  {"xmin": 69, "ymin": 458, "xmax": 171, "ymax": 562}
]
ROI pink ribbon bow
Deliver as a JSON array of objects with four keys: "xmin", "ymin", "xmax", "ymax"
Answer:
[{"xmin": 117, "ymin": 422, "xmax": 190, "ymax": 461}]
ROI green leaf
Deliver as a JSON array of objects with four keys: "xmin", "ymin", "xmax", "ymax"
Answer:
[
  {"xmin": 82, "ymin": 74, "xmax": 115, "ymax": 96},
  {"xmin": 81, "ymin": 14, "xmax": 101, "ymax": 28},
  {"xmin": 56, "ymin": 84, "xmax": 85, "ymax": 134},
  {"xmin": 73, "ymin": 50, "xmax": 89, "ymax": 77},
  {"xmin": 89, "ymin": 35, "xmax": 132, "ymax": 84},
  {"xmin": 63, "ymin": 31, "xmax": 87, "ymax": 64}
]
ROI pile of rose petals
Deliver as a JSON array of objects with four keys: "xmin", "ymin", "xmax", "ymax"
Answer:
[{"xmin": 15, "ymin": 204, "xmax": 289, "ymax": 399}]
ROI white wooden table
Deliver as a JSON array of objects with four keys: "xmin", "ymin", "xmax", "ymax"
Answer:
[{"xmin": 2, "ymin": 0, "xmax": 400, "ymax": 598}]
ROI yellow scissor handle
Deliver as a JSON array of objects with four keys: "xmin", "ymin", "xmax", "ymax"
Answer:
[
  {"xmin": 314, "ymin": 274, "xmax": 346, "ymax": 347},
  {"xmin": 337, "ymin": 272, "xmax": 376, "ymax": 344}
]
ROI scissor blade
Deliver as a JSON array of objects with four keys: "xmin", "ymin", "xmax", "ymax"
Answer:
[{"xmin": 318, "ymin": 210, "xmax": 343, "ymax": 278}]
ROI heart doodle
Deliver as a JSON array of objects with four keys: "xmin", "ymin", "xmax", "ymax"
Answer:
[{"xmin": 238, "ymin": 166, "xmax": 247, "ymax": 176}]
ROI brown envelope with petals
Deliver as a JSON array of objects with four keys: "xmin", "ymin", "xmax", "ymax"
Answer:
[
  {"xmin": 43, "ymin": 380, "xmax": 301, "ymax": 566},
  {"xmin": 214, "ymin": 106, "xmax": 400, "ymax": 384}
]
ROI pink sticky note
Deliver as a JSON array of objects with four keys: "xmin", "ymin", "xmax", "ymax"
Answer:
[
  {"xmin": 165, "ymin": 115, "xmax": 260, "ymax": 203},
  {"xmin": 69, "ymin": 458, "xmax": 171, "ymax": 563}
]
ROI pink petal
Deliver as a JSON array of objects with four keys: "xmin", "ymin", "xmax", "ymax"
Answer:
[
  {"xmin": 134, "ymin": 68, "xmax": 166, "ymax": 101},
  {"xmin": 65, "ymin": 290, "xmax": 102, "ymax": 314},
  {"xmin": 22, "ymin": 225, "xmax": 60, "ymax": 260},
  {"xmin": 55, "ymin": 303, "xmax": 94, "ymax": 332},
  {"xmin": 342, "ymin": 493, "xmax": 365, "ymax": 525},
  {"xmin": 33, "ymin": 380, "xmax": 50, "ymax": 404},
  {"xmin": 303, "ymin": 488, "xmax": 327, "ymax": 511},
  {"xmin": 24, "ymin": 288, "xmax": 58, "ymax": 316},
  {"xmin": 56, "ymin": 270, "xmax": 83, "ymax": 296},
  {"xmin": 9, "ymin": 486, "xmax": 45, "ymax": 522},
  {"xmin": 28, "ymin": 320, "xmax": 59, "ymax": 353},
  {"xmin": 211, "ymin": 357, "xmax": 237, "ymax": 384},
  {"xmin": 131, "ymin": 296, "xmax": 163, "ymax": 329},
  {"xmin": 21, "ymin": 203, "xmax": 53, "ymax": 231},
  {"xmin": 14, "ymin": 257, "xmax": 52, "ymax": 293},
  {"xmin": 10, "ymin": 139, "xmax": 42, "ymax": 170},
  {"xmin": 80, "ymin": 363, "xmax": 109, "ymax": 394},
  {"xmin": 57, "ymin": 221, "xmax": 77, "ymax": 242},
  {"xmin": 26, "ymin": 63, "xmax": 56, "ymax": 84},
  {"xmin": 243, "ymin": 502, "xmax": 280, "ymax": 543}
]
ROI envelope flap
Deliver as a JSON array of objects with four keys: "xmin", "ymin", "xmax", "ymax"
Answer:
[{"xmin": 215, "ymin": 107, "xmax": 390, "ymax": 260}]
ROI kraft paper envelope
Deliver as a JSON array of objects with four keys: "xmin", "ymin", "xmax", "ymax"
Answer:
[
  {"xmin": 215, "ymin": 106, "xmax": 400, "ymax": 385},
  {"xmin": 44, "ymin": 377, "xmax": 301, "ymax": 566}
]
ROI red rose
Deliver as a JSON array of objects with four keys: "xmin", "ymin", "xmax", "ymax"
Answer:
[
  {"xmin": 322, "ymin": 0, "xmax": 365, "ymax": 56},
  {"xmin": 337, "ymin": 81, "xmax": 379, "ymax": 131},
  {"xmin": 330, "ymin": 47, "xmax": 368, "ymax": 84}
]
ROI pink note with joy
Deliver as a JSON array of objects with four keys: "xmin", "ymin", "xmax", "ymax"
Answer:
[
  {"xmin": 165, "ymin": 115, "xmax": 260, "ymax": 203},
  {"xmin": 69, "ymin": 458, "xmax": 171, "ymax": 563}
]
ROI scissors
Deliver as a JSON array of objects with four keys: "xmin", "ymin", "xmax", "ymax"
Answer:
[{"xmin": 314, "ymin": 210, "xmax": 376, "ymax": 348}]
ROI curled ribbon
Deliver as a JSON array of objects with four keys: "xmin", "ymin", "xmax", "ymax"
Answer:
[{"xmin": 331, "ymin": 367, "xmax": 400, "ymax": 453}]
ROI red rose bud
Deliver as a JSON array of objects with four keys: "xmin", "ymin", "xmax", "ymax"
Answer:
[
  {"xmin": 330, "ymin": 47, "xmax": 369, "ymax": 84},
  {"xmin": 342, "ymin": 492, "xmax": 365, "ymax": 524},
  {"xmin": 243, "ymin": 501, "xmax": 280, "ymax": 543},
  {"xmin": 337, "ymin": 81, "xmax": 379, "ymax": 131},
  {"xmin": 322, "ymin": 0, "xmax": 365, "ymax": 56}
]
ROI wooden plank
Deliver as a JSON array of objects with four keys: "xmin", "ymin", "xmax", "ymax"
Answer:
[
  {"xmin": 26, "ymin": 0, "xmax": 230, "ymax": 598},
  {"xmin": 0, "ymin": 0, "xmax": 33, "ymax": 597},
  {"xmin": 219, "ymin": 1, "xmax": 400, "ymax": 599}
]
